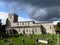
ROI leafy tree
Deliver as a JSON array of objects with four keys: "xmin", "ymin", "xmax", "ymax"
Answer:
[
  {"xmin": 0, "ymin": 19, "xmax": 6, "ymax": 35},
  {"xmin": 0, "ymin": 19, "xmax": 2, "ymax": 34},
  {"xmin": 2, "ymin": 25, "xmax": 6, "ymax": 33},
  {"xmin": 57, "ymin": 22, "xmax": 60, "ymax": 28},
  {"xmin": 57, "ymin": 22, "xmax": 60, "ymax": 32}
]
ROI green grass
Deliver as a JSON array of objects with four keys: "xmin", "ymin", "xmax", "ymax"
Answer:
[{"xmin": 0, "ymin": 34, "xmax": 60, "ymax": 45}]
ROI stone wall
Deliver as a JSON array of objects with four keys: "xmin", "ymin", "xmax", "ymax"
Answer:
[{"xmin": 6, "ymin": 13, "xmax": 56, "ymax": 34}]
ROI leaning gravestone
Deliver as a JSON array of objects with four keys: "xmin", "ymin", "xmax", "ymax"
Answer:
[{"xmin": 22, "ymin": 39, "xmax": 24, "ymax": 45}]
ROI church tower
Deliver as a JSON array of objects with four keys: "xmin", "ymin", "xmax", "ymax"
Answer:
[{"xmin": 8, "ymin": 13, "xmax": 18, "ymax": 25}]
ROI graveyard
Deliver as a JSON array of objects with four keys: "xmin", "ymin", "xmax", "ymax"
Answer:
[{"xmin": 0, "ymin": 34, "xmax": 60, "ymax": 45}]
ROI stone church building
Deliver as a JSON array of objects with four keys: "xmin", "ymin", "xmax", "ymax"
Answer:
[{"xmin": 6, "ymin": 13, "xmax": 56, "ymax": 35}]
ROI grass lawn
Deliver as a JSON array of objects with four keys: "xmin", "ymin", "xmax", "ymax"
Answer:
[{"xmin": 0, "ymin": 34, "xmax": 60, "ymax": 45}]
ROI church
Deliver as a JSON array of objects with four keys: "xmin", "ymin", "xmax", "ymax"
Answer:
[{"xmin": 6, "ymin": 13, "xmax": 56, "ymax": 35}]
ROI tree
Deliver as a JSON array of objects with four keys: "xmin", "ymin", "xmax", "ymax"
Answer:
[
  {"xmin": 0, "ymin": 19, "xmax": 2, "ymax": 34},
  {"xmin": 57, "ymin": 22, "xmax": 60, "ymax": 28},
  {"xmin": 55, "ymin": 22, "xmax": 60, "ymax": 33},
  {"xmin": 57, "ymin": 22, "xmax": 60, "ymax": 30},
  {"xmin": 2, "ymin": 25, "xmax": 6, "ymax": 33},
  {"xmin": 56, "ymin": 22, "xmax": 60, "ymax": 33}
]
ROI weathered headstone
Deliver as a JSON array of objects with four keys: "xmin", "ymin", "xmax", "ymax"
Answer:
[
  {"xmin": 38, "ymin": 39, "xmax": 49, "ymax": 45},
  {"xmin": 36, "ymin": 38, "xmax": 39, "ymax": 45},
  {"xmin": 57, "ymin": 33, "xmax": 59, "ymax": 45},
  {"xmin": 22, "ymin": 39, "xmax": 24, "ymax": 45},
  {"xmin": 47, "ymin": 39, "xmax": 49, "ymax": 44}
]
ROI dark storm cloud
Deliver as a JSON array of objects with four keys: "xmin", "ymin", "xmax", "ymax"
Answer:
[
  {"xmin": 30, "ymin": 7, "xmax": 60, "ymax": 21},
  {"xmin": 3, "ymin": 0, "xmax": 60, "ymax": 21},
  {"xmin": 20, "ymin": 0, "xmax": 60, "ymax": 7},
  {"xmin": 4, "ymin": 0, "xmax": 60, "ymax": 7}
]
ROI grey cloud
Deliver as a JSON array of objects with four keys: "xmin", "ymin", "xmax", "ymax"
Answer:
[
  {"xmin": 2, "ymin": 0, "xmax": 60, "ymax": 21},
  {"xmin": 17, "ymin": 0, "xmax": 60, "ymax": 7},
  {"xmin": 29, "ymin": 7, "xmax": 60, "ymax": 21},
  {"xmin": 4, "ymin": 0, "xmax": 60, "ymax": 7}
]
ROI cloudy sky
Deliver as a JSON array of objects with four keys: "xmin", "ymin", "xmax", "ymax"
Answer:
[{"xmin": 0, "ymin": 0, "xmax": 60, "ymax": 25}]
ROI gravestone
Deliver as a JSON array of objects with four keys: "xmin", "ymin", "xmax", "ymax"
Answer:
[
  {"xmin": 36, "ymin": 38, "xmax": 39, "ymax": 45},
  {"xmin": 38, "ymin": 39, "xmax": 49, "ymax": 44},
  {"xmin": 57, "ymin": 33, "xmax": 59, "ymax": 45},
  {"xmin": 22, "ymin": 39, "xmax": 24, "ymax": 45}
]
